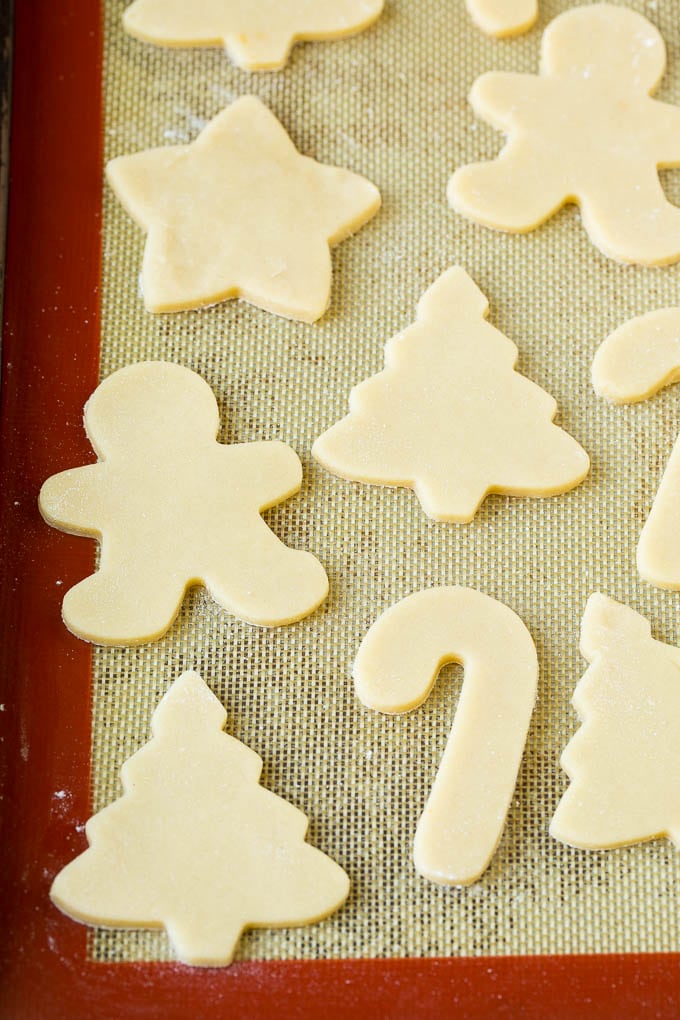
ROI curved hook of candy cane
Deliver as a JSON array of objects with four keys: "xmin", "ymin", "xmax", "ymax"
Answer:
[
  {"xmin": 592, "ymin": 307, "xmax": 680, "ymax": 404},
  {"xmin": 353, "ymin": 587, "xmax": 538, "ymax": 886},
  {"xmin": 465, "ymin": 0, "xmax": 537, "ymax": 38}
]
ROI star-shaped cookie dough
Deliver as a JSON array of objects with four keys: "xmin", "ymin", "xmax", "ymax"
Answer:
[
  {"xmin": 106, "ymin": 96, "xmax": 381, "ymax": 321},
  {"xmin": 122, "ymin": 0, "xmax": 384, "ymax": 71}
]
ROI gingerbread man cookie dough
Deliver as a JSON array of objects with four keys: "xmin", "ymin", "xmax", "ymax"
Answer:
[
  {"xmin": 107, "ymin": 96, "xmax": 380, "ymax": 321},
  {"xmin": 449, "ymin": 4, "xmax": 680, "ymax": 266},
  {"xmin": 123, "ymin": 0, "xmax": 384, "ymax": 71},
  {"xmin": 39, "ymin": 362, "xmax": 328, "ymax": 645}
]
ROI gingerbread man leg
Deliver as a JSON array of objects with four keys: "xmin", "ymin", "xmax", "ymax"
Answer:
[
  {"xmin": 449, "ymin": 142, "xmax": 565, "ymax": 232},
  {"xmin": 581, "ymin": 172, "xmax": 680, "ymax": 266},
  {"xmin": 62, "ymin": 562, "xmax": 186, "ymax": 645},
  {"xmin": 205, "ymin": 515, "xmax": 328, "ymax": 627}
]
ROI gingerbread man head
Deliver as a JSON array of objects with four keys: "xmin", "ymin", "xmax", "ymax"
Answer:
[
  {"xmin": 540, "ymin": 4, "xmax": 666, "ymax": 93},
  {"xmin": 84, "ymin": 361, "xmax": 220, "ymax": 459}
]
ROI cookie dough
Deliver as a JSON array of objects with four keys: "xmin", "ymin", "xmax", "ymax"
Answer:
[
  {"xmin": 465, "ymin": 0, "xmax": 537, "ymax": 38},
  {"xmin": 637, "ymin": 434, "xmax": 680, "ymax": 590},
  {"xmin": 353, "ymin": 587, "xmax": 538, "ymax": 885},
  {"xmin": 449, "ymin": 5, "xmax": 680, "ymax": 266},
  {"xmin": 313, "ymin": 266, "xmax": 589, "ymax": 522},
  {"xmin": 551, "ymin": 594, "xmax": 680, "ymax": 850},
  {"xmin": 592, "ymin": 308, "xmax": 680, "ymax": 404},
  {"xmin": 39, "ymin": 361, "xmax": 328, "ymax": 645},
  {"xmin": 106, "ymin": 96, "xmax": 380, "ymax": 321},
  {"xmin": 123, "ymin": 0, "xmax": 384, "ymax": 71},
  {"xmin": 50, "ymin": 671, "xmax": 350, "ymax": 966}
]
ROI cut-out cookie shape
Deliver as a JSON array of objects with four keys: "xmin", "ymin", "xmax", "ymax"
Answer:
[
  {"xmin": 51, "ymin": 671, "xmax": 350, "ymax": 966},
  {"xmin": 313, "ymin": 267, "xmax": 589, "ymax": 521},
  {"xmin": 591, "ymin": 324, "xmax": 680, "ymax": 590},
  {"xmin": 449, "ymin": 4, "xmax": 680, "ymax": 265},
  {"xmin": 123, "ymin": 0, "xmax": 384, "ymax": 71},
  {"xmin": 637, "ymin": 436, "xmax": 680, "ymax": 590},
  {"xmin": 106, "ymin": 96, "xmax": 380, "ymax": 321},
  {"xmin": 593, "ymin": 308, "xmax": 680, "ymax": 404},
  {"xmin": 466, "ymin": 0, "xmax": 537, "ymax": 38},
  {"xmin": 551, "ymin": 594, "xmax": 680, "ymax": 850},
  {"xmin": 39, "ymin": 361, "xmax": 328, "ymax": 645},
  {"xmin": 353, "ymin": 587, "xmax": 538, "ymax": 885}
]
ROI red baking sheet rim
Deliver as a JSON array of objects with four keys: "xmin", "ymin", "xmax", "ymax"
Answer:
[{"xmin": 1, "ymin": 3, "xmax": 679, "ymax": 1017}]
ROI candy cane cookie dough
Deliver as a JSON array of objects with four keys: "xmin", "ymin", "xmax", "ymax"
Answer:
[
  {"xmin": 593, "ymin": 308, "xmax": 680, "ymax": 404},
  {"xmin": 466, "ymin": 0, "xmax": 537, "ymax": 38},
  {"xmin": 353, "ymin": 587, "xmax": 537, "ymax": 885}
]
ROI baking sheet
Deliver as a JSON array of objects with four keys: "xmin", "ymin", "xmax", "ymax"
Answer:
[{"xmin": 91, "ymin": 0, "xmax": 680, "ymax": 964}]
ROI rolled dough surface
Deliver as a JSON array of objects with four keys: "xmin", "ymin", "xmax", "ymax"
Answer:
[
  {"xmin": 51, "ymin": 671, "xmax": 350, "ymax": 966},
  {"xmin": 465, "ymin": 0, "xmax": 537, "ymax": 38},
  {"xmin": 313, "ymin": 266, "xmax": 589, "ymax": 521},
  {"xmin": 551, "ymin": 594, "xmax": 680, "ymax": 850},
  {"xmin": 449, "ymin": 4, "xmax": 680, "ymax": 266},
  {"xmin": 122, "ymin": 0, "xmax": 384, "ymax": 70},
  {"xmin": 592, "ymin": 308, "xmax": 680, "ymax": 404},
  {"xmin": 106, "ymin": 96, "xmax": 381, "ymax": 321},
  {"xmin": 39, "ymin": 361, "xmax": 328, "ymax": 645},
  {"xmin": 353, "ymin": 587, "xmax": 538, "ymax": 885}
]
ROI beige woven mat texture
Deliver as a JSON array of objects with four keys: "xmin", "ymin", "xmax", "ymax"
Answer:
[{"xmin": 93, "ymin": 0, "xmax": 680, "ymax": 961}]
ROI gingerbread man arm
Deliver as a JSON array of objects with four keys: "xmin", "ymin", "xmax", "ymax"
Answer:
[
  {"xmin": 469, "ymin": 72, "xmax": 545, "ymax": 131},
  {"xmin": 221, "ymin": 441, "xmax": 303, "ymax": 510},
  {"xmin": 39, "ymin": 464, "xmax": 108, "ymax": 535}
]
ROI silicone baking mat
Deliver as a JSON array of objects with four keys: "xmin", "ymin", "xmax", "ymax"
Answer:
[
  {"xmin": 95, "ymin": 0, "xmax": 680, "ymax": 961},
  {"xmin": 3, "ymin": 0, "xmax": 680, "ymax": 1016}
]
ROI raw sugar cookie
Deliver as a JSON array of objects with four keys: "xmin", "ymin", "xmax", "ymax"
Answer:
[
  {"xmin": 39, "ymin": 362, "xmax": 328, "ymax": 645},
  {"xmin": 637, "ymin": 436, "xmax": 680, "ymax": 590},
  {"xmin": 590, "ymin": 326, "xmax": 680, "ymax": 590},
  {"xmin": 106, "ymin": 96, "xmax": 380, "ymax": 321},
  {"xmin": 353, "ymin": 587, "xmax": 538, "ymax": 885},
  {"xmin": 123, "ymin": 0, "xmax": 384, "ymax": 71},
  {"xmin": 449, "ymin": 5, "xmax": 680, "ymax": 265},
  {"xmin": 466, "ymin": 0, "xmax": 537, "ymax": 38},
  {"xmin": 593, "ymin": 308, "xmax": 680, "ymax": 404},
  {"xmin": 51, "ymin": 671, "xmax": 350, "ymax": 967},
  {"xmin": 313, "ymin": 266, "xmax": 589, "ymax": 522},
  {"xmin": 551, "ymin": 595, "xmax": 680, "ymax": 850}
]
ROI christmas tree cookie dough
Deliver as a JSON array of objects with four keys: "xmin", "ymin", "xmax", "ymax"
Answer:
[
  {"xmin": 449, "ymin": 5, "xmax": 680, "ymax": 266},
  {"xmin": 593, "ymin": 308, "xmax": 680, "ymax": 404},
  {"xmin": 106, "ymin": 96, "xmax": 380, "ymax": 321},
  {"xmin": 123, "ymin": 0, "xmax": 384, "ymax": 71},
  {"xmin": 551, "ymin": 595, "xmax": 680, "ymax": 850},
  {"xmin": 313, "ymin": 267, "xmax": 589, "ymax": 522},
  {"xmin": 39, "ymin": 361, "xmax": 328, "ymax": 645},
  {"xmin": 50, "ymin": 671, "xmax": 350, "ymax": 967},
  {"xmin": 353, "ymin": 587, "xmax": 538, "ymax": 885},
  {"xmin": 466, "ymin": 0, "xmax": 537, "ymax": 38}
]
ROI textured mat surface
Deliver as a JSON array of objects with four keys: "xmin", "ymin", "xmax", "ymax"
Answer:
[{"xmin": 93, "ymin": 0, "xmax": 680, "ymax": 961}]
